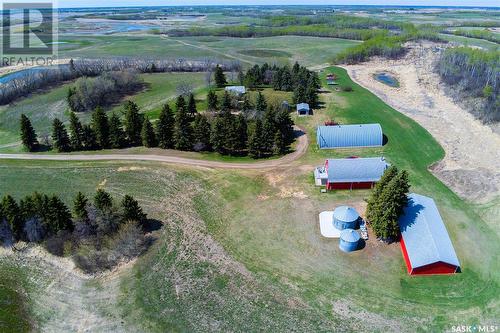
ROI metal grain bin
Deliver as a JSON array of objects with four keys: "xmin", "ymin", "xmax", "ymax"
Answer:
[
  {"xmin": 339, "ymin": 229, "xmax": 361, "ymax": 253},
  {"xmin": 333, "ymin": 206, "xmax": 359, "ymax": 230}
]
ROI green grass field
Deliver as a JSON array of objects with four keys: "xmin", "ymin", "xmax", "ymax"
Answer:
[
  {"xmin": 0, "ymin": 66, "xmax": 498, "ymax": 332},
  {"xmin": 57, "ymin": 35, "xmax": 360, "ymax": 68}
]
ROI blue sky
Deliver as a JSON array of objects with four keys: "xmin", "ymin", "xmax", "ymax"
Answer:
[{"xmin": 45, "ymin": 1, "xmax": 500, "ymax": 8}]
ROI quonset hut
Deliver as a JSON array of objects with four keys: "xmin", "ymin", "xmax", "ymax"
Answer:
[
  {"xmin": 333, "ymin": 206, "xmax": 360, "ymax": 230},
  {"xmin": 399, "ymin": 193, "xmax": 461, "ymax": 275},
  {"xmin": 317, "ymin": 124, "xmax": 383, "ymax": 149}
]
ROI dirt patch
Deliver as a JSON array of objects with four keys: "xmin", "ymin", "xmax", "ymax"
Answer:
[
  {"xmin": 117, "ymin": 166, "xmax": 148, "ymax": 172},
  {"xmin": 342, "ymin": 41, "xmax": 500, "ymax": 204}
]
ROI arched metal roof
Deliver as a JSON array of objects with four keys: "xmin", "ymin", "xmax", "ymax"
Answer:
[{"xmin": 317, "ymin": 124, "xmax": 383, "ymax": 149}]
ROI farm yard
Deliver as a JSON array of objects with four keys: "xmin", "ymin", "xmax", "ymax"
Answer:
[{"xmin": 0, "ymin": 4, "xmax": 499, "ymax": 333}]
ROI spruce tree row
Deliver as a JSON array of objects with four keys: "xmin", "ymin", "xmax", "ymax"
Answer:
[
  {"xmin": 0, "ymin": 190, "xmax": 146, "ymax": 246},
  {"xmin": 21, "ymin": 91, "xmax": 295, "ymax": 158},
  {"xmin": 366, "ymin": 166, "xmax": 411, "ymax": 242}
]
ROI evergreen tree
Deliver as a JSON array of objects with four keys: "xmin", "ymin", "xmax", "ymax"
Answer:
[
  {"xmin": 81, "ymin": 124, "xmax": 98, "ymax": 150},
  {"xmin": 293, "ymin": 85, "xmax": 306, "ymax": 104},
  {"xmin": 156, "ymin": 104, "xmax": 175, "ymax": 149},
  {"xmin": 108, "ymin": 112, "xmax": 126, "ymax": 149},
  {"xmin": 274, "ymin": 130, "xmax": 286, "ymax": 155},
  {"xmin": 242, "ymin": 94, "xmax": 252, "ymax": 113},
  {"xmin": 73, "ymin": 192, "xmax": 88, "ymax": 220},
  {"xmin": 280, "ymin": 67, "xmax": 293, "ymax": 91},
  {"xmin": 255, "ymin": 92, "xmax": 267, "ymax": 113},
  {"xmin": 123, "ymin": 101, "xmax": 143, "ymax": 146},
  {"xmin": 51, "ymin": 118, "xmax": 71, "ymax": 152},
  {"xmin": 187, "ymin": 93, "xmax": 197, "ymax": 116},
  {"xmin": 20, "ymin": 114, "xmax": 38, "ymax": 152},
  {"xmin": 210, "ymin": 114, "xmax": 227, "ymax": 154},
  {"xmin": 175, "ymin": 95, "xmax": 186, "ymax": 113},
  {"xmin": 121, "ymin": 195, "xmax": 147, "ymax": 223},
  {"xmin": 1, "ymin": 195, "xmax": 23, "ymax": 241},
  {"xmin": 173, "ymin": 104, "xmax": 193, "ymax": 151},
  {"xmin": 248, "ymin": 119, "xmax": 264, "ymax": 158},
  {"xmin": 141, "ymin": 117, "xmax": 157, "ymax": 148},
  {"xmin": 67, "ymin": 87, "xmax": 78, "ymax": 112},
  {"xmin": 220, "ymin": 91, "xmax": 232, "ymax": 112},
  {"xmin": 368, "ymin": 168, "xmax": 410, "ymax": 242},
  {"xmin": 69, "ymin": 112, "xmax": 84, "ymax": 151},
  {"xmin": 366, "ymin": 166, "xmax": 399, "ymax": 223},
  {"xmin": 207, "ymin": 90, "xmax": 218, "ymax": 111},
  {"xmin": 91, "ymin": 107, "xmax": 110, "ymax": 149},
  {"xmin": 238, "ymin": 70, "xmax": 245, "ymax": 85},
  {"xmin": 193, "ymin": 114, "xmax": 212, "ymax": 151},
  {"xmin": 275, "ymin": 109, "xmax": 295, "ymax": 148},
  {"xmin": 214, "ymin": 65, "xmax": 227, "ymax": 88},
  {"xmin": 94, "ymin": 189, "xmax": 113, "ymax": 212},
  {"xmin": 45, "ymin": 196, "xmax": 73, "ymax": 234},
  {"xmin": 261, "ymin": 108, "xmax": 276, "ymax": 154},
  {"xmin": 234, "ymin": 114, "xmax": 248, "ymax": 152}
]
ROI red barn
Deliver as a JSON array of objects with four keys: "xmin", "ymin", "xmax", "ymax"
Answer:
[
  {"xmin": 314, "ymin": 157, "xmax": 389, "ymax": 190},
  {"xmin": 399, "ymin": 193, "xmax": 460, "ymax": 275}
]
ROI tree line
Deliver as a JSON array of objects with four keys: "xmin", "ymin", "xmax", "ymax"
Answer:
[
  {"xmin": 437, "ymin": 47, "xmax": 499, "ymax": 123},
  {"xmin": 0, "ymin": 190, "xmax": 151, "ymax": 273},
  {"xmin": 366, "ymin": 166, "xmax": 410, "ymax": 242},
  {"xmin": 20, "ymin": 92, "xmax": 296, "ymax": 158},
  {"xmin": 0, "ymin": 57, "xmax": 241, "ymax": 106}
]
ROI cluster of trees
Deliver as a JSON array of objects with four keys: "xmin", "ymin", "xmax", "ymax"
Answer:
[
  {"xmin": 335, "ymin": 26, "xmax": 444, "ymax": 64},
  {"xmin": 437, "ymin": 47, "xmax": 499, "ymax": 123},
  {"xmin": 0, "ymin": 190, "xmax": 150, "ymax": 273},
  {"xmin": 0, "ymin": 57, "xmax": 240, "ymax": 106},
  {"xmin": 21, "ymin": 91, "xmax": 296, "ymax": 158},
  {"xmin": 169, "ymin": 14, "xmax": 412, "ymax": 41},
  {"xmin": 447, "ymin": 28, "xmax": 500, "ymax": 44},
  {"xmin": 242, "ymin": 63, "xmax": 320, "ymax": 107},
  {"xmin": 67, "ymin": 70, "xmax": 144, "ymax": 112},
  {"xmin": 366, "ymin": 166, "xmax": 410, "ymax": 242}
]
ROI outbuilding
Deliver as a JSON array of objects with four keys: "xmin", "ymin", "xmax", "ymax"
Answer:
[
  {"xmin": 315, "ymin": 157, "xmax": 390, "ymax": 190},
  {"xmin": 317, "ymin": 124, "xmax": 383, "ymax": 149},
  {"xmin": 399, "ymin": 193, "xmax": 460, "ymax": 275},
  {"xmin": 225, "ymin": 86, "xmax": 246, "ymax": 95},
  {"xmin": 296, "ymin": 103, "xmax": 310, "ymax": 116}
]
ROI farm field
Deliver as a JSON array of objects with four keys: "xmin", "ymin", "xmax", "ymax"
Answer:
[
  {"xmin": 0, "ymin": 66, "xmax": 498, "ymax": 332},
  {"xmin": 57, "ymin": 35, "xmax": 360, "ymax": 67}
]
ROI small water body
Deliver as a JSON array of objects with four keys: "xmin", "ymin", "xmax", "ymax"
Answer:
[
  {"xmin": 374, "ymin": 72, "xmax": 400, "ymax": 88},
  {"xmin": 0, "ymin": 65, "xmax": 68, "ymax": 84}
]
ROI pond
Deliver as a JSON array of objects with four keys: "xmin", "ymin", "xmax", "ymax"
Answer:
[
  {"xmin": 373, "ymin": 72, "xmax": 400, "ymax": 88},
  {"xmin": 0, "ymin": 65, "xmax": 68, "ymax": 84}
]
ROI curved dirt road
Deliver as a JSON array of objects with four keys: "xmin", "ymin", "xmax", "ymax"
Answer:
[{"xmin": 0, "ymin": 128, "xmax": 308, "ymax": 170}]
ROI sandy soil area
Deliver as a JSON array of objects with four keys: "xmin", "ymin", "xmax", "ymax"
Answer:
[{"xmin": 342, "ymin": 42, "xmax": 500, "ymax": 203}]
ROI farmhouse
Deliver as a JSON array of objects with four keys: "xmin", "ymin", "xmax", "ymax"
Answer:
[
  {"xmin": 317, "ymin": 124, "xmax": 383, "ymax": 149},
  {"xmin": 225, "ymin": 86, "xmax": 246, "ymax": 95},
  {"xmin": 296, "ymin": 103, "xmax": 310, "ymax": 116},
  {"xmin": 315, "ymin": 157, "xmax": 389, "ymax": 190},
  {"xmin": 399, "ymin": 193, "xmax": 460, "ymax": 275}
]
